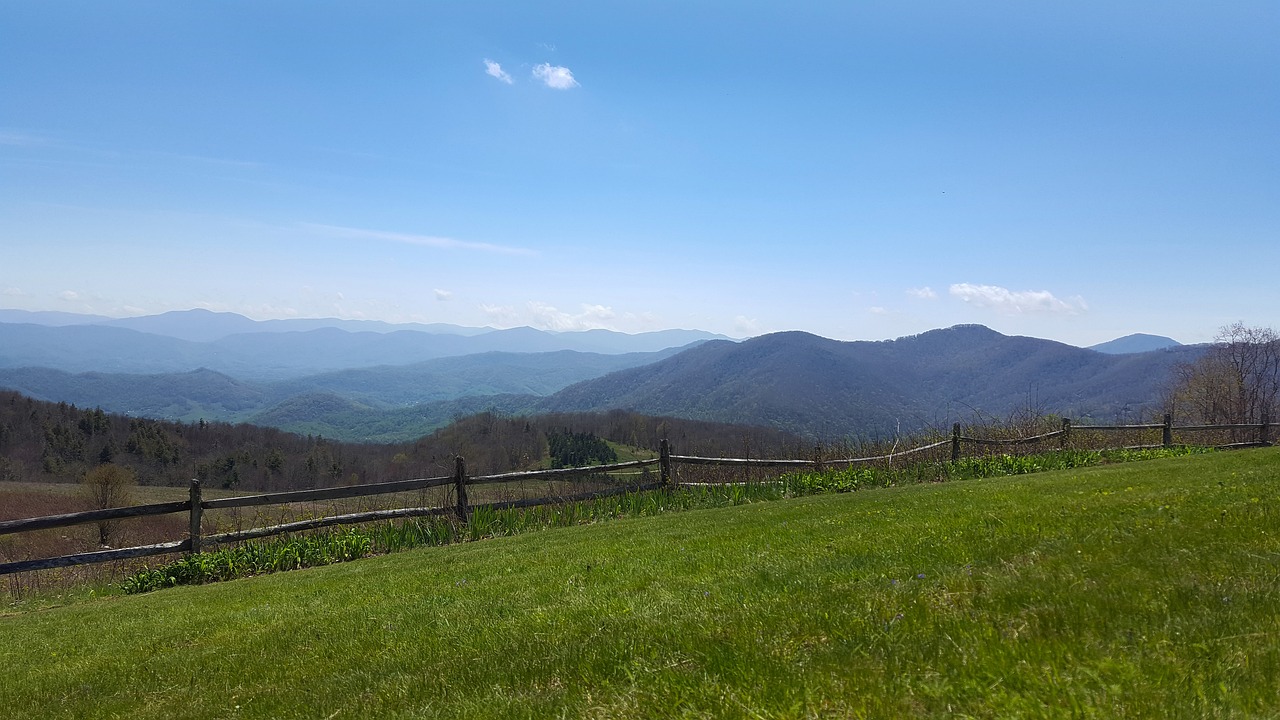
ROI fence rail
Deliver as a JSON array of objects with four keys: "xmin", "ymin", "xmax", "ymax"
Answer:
[{"xmin": 2, "ymin": 415, "xmax": 1272, "ymax": 577}]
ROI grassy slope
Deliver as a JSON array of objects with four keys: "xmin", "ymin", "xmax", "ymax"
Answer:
[{"xmin": 3, "ymin": 449, "xmax": 1278, "ymax": 719}]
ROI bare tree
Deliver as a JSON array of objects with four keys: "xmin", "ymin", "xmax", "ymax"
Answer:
[
  {"xmin": 81, "ymin": 463, "xmax": 136, "ymax": 546},
  {"xmin": 1167, "ymin": 323, "xmax": 1280, "ymax": 425}
]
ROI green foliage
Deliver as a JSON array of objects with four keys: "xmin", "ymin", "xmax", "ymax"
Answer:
[
  {"xmin": 546, "ymin": 429, "xmax": 617, "ymax": 468},
  {"xmin": 120, "ymin": 530, "xmax": 372, "ymax": 593},
  {"xmin": 124, "ymin": 420, "xmax": 182, "ymax": 465}
]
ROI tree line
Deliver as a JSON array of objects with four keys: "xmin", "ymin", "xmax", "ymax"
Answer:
[
  {"xmin": 0, "ymin": 390, "xmax": 806, "ymax": 494},
  {"xmin": 1165, "ymin": 323, "xmax": 1279, "ymax": 425}
]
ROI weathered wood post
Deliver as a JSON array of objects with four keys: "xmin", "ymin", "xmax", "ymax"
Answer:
[
  {"xmin": 188, "ymin": 479, "xmax": 203, "ymax": 555},
  {"xmin": 1262, "ymin": 413, "xmax": 1271, "ymax": 446},
  {"xmin": 1163, "ymin": 414, "xmax": 1174, "ymax": 448},
  {"xmin": 659, "ymin": 439, "xmax": 672, "ymax": 487},
  {"xmin": 453, "ymin": 456, "xmax": 469, "ymax": 524},
  {"xmin": 1059, "ymin": 418, "xmax": 1071, "ymax": 450},
  {"xmin": 813, "ymin": 444, "xmax": 825, "ymax": 472},
  {"xmin": 951, "ymin": 423, "xmax": 961, "ymax": 462}
]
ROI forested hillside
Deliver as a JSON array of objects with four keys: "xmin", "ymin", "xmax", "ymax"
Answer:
[
  {"xmin": 0, "ymin": 391, "xmax": 805, "ymax": 493},
  {"xmin": 539, "ymin": 325, "xmax": 1207, "ymax": 438}
]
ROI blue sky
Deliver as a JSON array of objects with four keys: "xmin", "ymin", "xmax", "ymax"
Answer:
[{"xmin": 2, "ymin": 1, "xmax": 1276, "ymax": 346}]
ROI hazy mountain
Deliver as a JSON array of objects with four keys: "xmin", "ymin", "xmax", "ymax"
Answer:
[
  {"xmin": 0, "ymin": 309, "xmax": 115, "ymax": 326},
  {"xmin": 0, "ymin": 367, "xmax": 271, "ymax": 421},
  {"xmin": 537, "ymin": 325, "xmax": 1207, "ymax": 439},
  {"xmin": 0, "ymin": 313, "xmax": 1209, "ymax": 443},
  {"xmin": 0, "ymin": 313, "xmax": 727, "ymax": 379},
  {"xmin": 265, "ymin": 348, "xmax": 686, "ymax": 407},
  {"xmin": 1088, "ymin": 333, "xmax": 1183, "ymax": 354},
  {"xmin": 97, "ymin": 308, "xmax": 490, "ymax": 342},
  {"xmin": 0, "ymin": 324, "xmax": 205, "ymax": 374},
  {"xmin": 0, "ymin": 348, "xmax": 680, "ymax": 430},
  {"xmin": 250, "ymin": 393, "xmax": 540, "ymax": 443}
]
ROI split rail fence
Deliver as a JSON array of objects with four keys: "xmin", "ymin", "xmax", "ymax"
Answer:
[{"xmin": 1, "ymin": 415, "xmax": 1272, "ymax": 577}]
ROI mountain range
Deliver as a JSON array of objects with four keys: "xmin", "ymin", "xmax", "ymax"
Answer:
[
  {"xmin": 536, "ymin": 325, "xmax": 1204, "ymax": 439},
  {"xmin": 0, "ymin": 310, "xmax": 1202, "ymax": 442},
  {"xmin": 0, "ymin": 309, "xmax": 727, "ymax": 379}
]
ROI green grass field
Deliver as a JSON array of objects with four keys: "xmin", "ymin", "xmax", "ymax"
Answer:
[{"xmin": 3, "ymin": 448, "xmax": 1278, "ymax": 718}]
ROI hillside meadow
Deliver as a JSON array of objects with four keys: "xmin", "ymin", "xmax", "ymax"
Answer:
[{"xmin": 2, "ymin": 448, "xmax": 1278, "ymax": 718}]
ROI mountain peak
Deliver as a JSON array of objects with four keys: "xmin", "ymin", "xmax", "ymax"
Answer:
[{"xmin": 1089, "ymin": 333, "xmax": 1182, "ymax": 354}]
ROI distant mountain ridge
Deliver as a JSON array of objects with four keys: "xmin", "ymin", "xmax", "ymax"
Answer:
[
  {"xmin": 0, "ymin": 310, "xmax": 729, "ymax": 379},
  {"xmin": 1088, "ymin": 333, "xmax": 1183, "ymax": 354},
  {"xmin": 0, "ymin": 348, "xmax": 681, "ymax": 435},
  {"xmin": 0, "ymin": 311, "xmax": 1207, "ymax": 443},
  {"xmin": 535, "ymin": 325, "xmax": 1205, "ymax": 439}
]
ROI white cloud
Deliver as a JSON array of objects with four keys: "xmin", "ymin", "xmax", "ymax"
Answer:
[
  {"xmin": 484, "ymin": 59, "xmax": 513, "ymax": 84},
  {"xmin": 434, "ymin": 289, "xmax": 453, "ymax": 301},
  {"xmin": 528, "ymin": 301, "xmax": 615, "ymax": 331},
  {"xmin": 907, "ymin": 286, "xmax": 938, "ymax": 300},
  {"xmin": 949, "ymin": 283, "xmax": 1087, "ymax": 315},
  {"xmin": 58, "ymin": 290, "xmax": 81, "ymax": 302},
  {"xmin": 532, "ymin": 63, "xmax": 579, "ymax": 89},
  {"xmin": 868, "ymin": 306, "xmax": 890, "ymax": 315},
  {"xmin": 3, "ymin": 287, "xmax": 26, "ymax": 297},
  {"xmin": 478, "ymin": 301, "xmax": 619, "ymax": 331},
  {"xmin": 301, "ymin": 223, "xmax": 535, "ymax": 256},
  {"xmin": 0, "ymin": 130, "xmax": 49, "ymax": 146},
  {"xmin": 734, "ymin": 316, "xmax": 762, "ymax": 336},
  {"xmin": 480, "ymin": 304, "xmax": 521, "ymax": 326}
]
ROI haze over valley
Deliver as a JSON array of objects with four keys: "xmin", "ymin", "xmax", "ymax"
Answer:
[{"xmin": 0, "ymin": 309, "xmax": 1202, "ymax": 443}]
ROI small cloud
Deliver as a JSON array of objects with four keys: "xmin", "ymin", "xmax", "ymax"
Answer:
[
  {"xmin": 734, "ymin": 316, "xmax": 762, "ymax": 336},
  {"xmin": 3, "ymin": 287, "xmax": 26, "ymax": 297},
  {"xmin": 58, "ymin": 290, "xmax": 81, "ymax": 302},
  {"xmin": 0, "ymin": 130, "xmax": 49, "ymax": 147},
  {"xmin": 434, "ymin": 289, "xmax": 453, "ymax": 301},
  {"xmin": 527, "ymin": 301, "xmax": 615, "ymax": 331},
  {"xmin": 484, "ymin": 59, "xmax": 513, "ymax": 84},
  {"xmin": 907, "ymin": 286, "xmax": 937, "ymax": 300},
  {"xmin": 480, "ymin": 304, "xmax": 520, "ymax": 326},
  {"xmin": 949, "ymin": 283, "xmax": 1086, "ymax": 315},
  {"xmin": 300, "ymin": 223, "xmax": 535, "ymax": 256},
  {"xmin": 533, "ymin": 63, "xmax": 579, "ymax": 90},
  {"xmin": 869, "ymin": 306, "xmax": 890, "ymax": 315}
]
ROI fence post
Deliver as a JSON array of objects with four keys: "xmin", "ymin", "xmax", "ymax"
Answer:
[
  {"xmin": 951, "ymin": 423, "xmax": 961, "ymax": 462},
  {"xmin": 1163, "ymin": 414, "xmax": 1173, "ymax": 448},
  {"xmin": 453, "ymin": 456, "xmax": 469, "ymax": 524},
  {"xmin": 1059, "ymin": 418, "xmax": 1071, "ymax": 450},
  {"xmin": 659, "ymin": 439, "xmax": 672, "ymax": 486},
  {"xmin": 813, "ymin": 444, "xmax": 825, "ymax": 472},
  {"xmin": 1262, "ymin": 413, "xmax": 1272, "ymax": 446},
  {"xmin": 188, "ymin": 479, "xmax": 203, "ymax": 555}
]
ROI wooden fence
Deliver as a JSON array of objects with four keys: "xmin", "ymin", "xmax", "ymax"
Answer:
[{"xmin": 1, "ymin": 417, "xmax": 1272, "ymax": 577}]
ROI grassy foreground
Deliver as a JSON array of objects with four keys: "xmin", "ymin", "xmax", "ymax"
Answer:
[{"xmin": 3, "ymin": 449, "xmax": 1278, "ymax": 718}]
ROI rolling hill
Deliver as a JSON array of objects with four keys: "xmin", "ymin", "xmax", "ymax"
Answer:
[
  {"xmin": 537, "ymin": 325, "xmax": 1205, "ymax": 438},
  {"xmin": 0, "ymin": 349, "xmax": 683, "ymax": 437},
  {"xmin": 0, "ymin": 314, "xmax": 1210, "ymax": 442}
]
